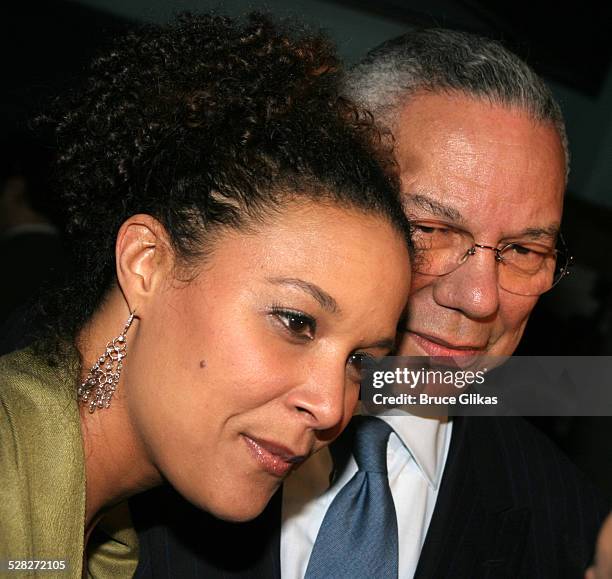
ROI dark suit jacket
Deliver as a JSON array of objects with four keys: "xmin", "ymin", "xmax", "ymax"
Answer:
[{"xmin": 131, "ymin": 416, "xmax": 608, "ymax": 579}]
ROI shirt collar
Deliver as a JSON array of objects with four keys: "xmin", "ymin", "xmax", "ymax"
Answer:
[{"xmin": 368, "ymin": 408, "xmax": 452, "ymax": 491}]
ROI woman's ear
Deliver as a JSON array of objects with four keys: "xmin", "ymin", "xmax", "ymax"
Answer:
[{"xmin": 115, "ymin": 214, "xmax": 173, "ymax": 310}]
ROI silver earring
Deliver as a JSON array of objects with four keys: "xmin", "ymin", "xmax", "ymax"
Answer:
[{"xmin": 78, "ymin": 311, "xmax": 135, "ymax": 413}]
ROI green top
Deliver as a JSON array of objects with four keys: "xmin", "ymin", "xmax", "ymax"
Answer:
[{"xmin": 0, "ymin": 347, "xmax": 138, "ymax": 577}]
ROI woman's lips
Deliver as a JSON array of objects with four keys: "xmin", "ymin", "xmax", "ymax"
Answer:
[
  {"xmin": 407, "ymin": 331, "xmax": 486, "ymax": 367},
  {"xmin": 242, "ymin": 435, "xmax": 307, "ymax": 477}
]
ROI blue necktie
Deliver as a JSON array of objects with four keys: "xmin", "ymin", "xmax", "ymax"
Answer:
[{"xmin": 305, "ymin": 416, "xmax": 399, "ymax": 579}]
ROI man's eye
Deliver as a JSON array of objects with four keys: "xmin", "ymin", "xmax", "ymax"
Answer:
[
  {"xmin": 413, "ymin": 224, "xmax": 447, "ymax": 235},
  {"xmin": 273, "ymin": 309, "xmax": 316, "ymax": 340},
  {"xmin": 414, "ymin": 224, "xmax": 436, "ymax": 234},
  {"xmin": 413, "ymin": 222, "xmax": 453, "ymax": 234},
  {"xmin": 508, "ymin": 243, "xmax": 535, "ymax": 255}
]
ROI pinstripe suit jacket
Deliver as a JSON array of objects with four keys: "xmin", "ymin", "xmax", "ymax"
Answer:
[{"xmin": 131, "ymin": 416, "xmax": 608, "ymax": 579}]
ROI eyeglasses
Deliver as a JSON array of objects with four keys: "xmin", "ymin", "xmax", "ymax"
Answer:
[{"xmin": 410, "ymin": 219, "xmax": 573, "ymax": 296}]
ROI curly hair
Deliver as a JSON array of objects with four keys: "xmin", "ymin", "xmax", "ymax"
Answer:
[{"xmin": 39, "ymin": 12, "xmax": 410, "ymax": 351}]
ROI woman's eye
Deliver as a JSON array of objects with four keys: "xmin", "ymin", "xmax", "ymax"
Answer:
[
  {"xmin": 346, "ymin": 352, "xmax": 373, "ymax": 383},
  {"xmin": 274, "ymin": 309, "xmax": 316, "ymax": 340}
]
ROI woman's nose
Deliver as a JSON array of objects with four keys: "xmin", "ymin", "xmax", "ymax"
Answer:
[{"xmin": 285, "ymin": 360, "xmax": 355, "ymax": 433}]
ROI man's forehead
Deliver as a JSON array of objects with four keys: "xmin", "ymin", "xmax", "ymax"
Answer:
[
  {"xmin": 393, "ymin": 92, "xmax": 567, "ymax": 176},
  {"xmin": 394, "ymin": 93, "xmax": 565, "ymax": 239}
]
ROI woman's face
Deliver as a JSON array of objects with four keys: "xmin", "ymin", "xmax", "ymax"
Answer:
[{"xmin": 124, "ymin": 201, "xmax": 411, "ymax": 521}]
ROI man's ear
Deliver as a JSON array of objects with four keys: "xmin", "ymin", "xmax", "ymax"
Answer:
[{"xmin": 115, "ymin": 214, "xmax": 173, "ymax": 310}]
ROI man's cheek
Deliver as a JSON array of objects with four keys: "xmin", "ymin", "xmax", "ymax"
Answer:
[
  {"xmin": 499, "ymin": 294, "xmax": 539, "ymax": 332},
  {"xmin": 408, "ymin": 271, "xmax": 434, "ymax": 295}
]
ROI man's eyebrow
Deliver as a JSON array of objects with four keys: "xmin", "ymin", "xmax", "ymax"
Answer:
[
  {"xmin": 505, "ymin": 225, "xmax": 560, "ymax": 241},
  {"xmin": 267, "ymin": 277, "xmax": 339, "ymax": 313},
  {"xmin": 405, "ymin": 194, "xmax": 560, "ymax": 241},
  {"xmin": 403, "ymin": 193, "xmax": 465, "ymax": 223}
]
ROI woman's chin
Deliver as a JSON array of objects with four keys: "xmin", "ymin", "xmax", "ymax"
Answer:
[
  {"xmin": 177, "ymin": 482, "xmax": 276, "ymax": 522},
  {"xmin": 212, "ymin": 504, "xmax": 267, "ymax": 522},
  {"xmin": 202, "ymin": 495, "xmax": 273, "ymax": 522}
]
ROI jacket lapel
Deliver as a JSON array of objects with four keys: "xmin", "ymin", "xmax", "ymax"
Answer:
[
  {"xmin": 414, "ymin": 417, "xmax": 530, "ymax": 579},
  {"xmin": 132, "ymin": 486, "xmax": 282, "ymax": 579},
  {"xmin": 242, "ymin": 488, "xmax": 282, "ymax": 579}
]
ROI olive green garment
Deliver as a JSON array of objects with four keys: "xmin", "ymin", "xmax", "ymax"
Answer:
[{"xmin": 0, "ymin": 348, "xmax": 138, "ymax": 578}]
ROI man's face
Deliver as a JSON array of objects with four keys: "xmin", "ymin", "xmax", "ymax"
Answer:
[
  {"xmin": 396, "ymin": 92, "xmax": 566, "ymax": 360},
  {"xmin": 586, "ymin": 512, "xmax": 612, "ymax": 579}
]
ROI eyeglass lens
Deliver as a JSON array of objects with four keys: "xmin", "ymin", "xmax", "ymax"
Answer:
[{"xmin": 411, "ymin": 222, "xmax": 570, "ymax": 296}]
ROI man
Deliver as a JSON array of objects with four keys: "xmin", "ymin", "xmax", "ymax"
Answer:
[
  {"xmin": 132, "ymin": 28, "xmax": 606, "ymax": 578},
  {"xmin": 588, "ymin": 512, "xmax": 612, "ymax": 579}
]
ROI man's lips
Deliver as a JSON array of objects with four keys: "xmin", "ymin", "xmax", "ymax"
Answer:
[
  {"xmin": 242, "ymin": 435, "xmax": 307, "ymax": 477},
  {"xmin": 407, "ymin": 331, "xmax": 486, "ymax": 357}
]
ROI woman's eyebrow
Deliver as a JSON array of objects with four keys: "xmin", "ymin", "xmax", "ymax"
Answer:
[
  {"xmin": 403, "ymin": 193, "xmax": 465, "ymax": 223},
  {"xmin": 266, "ymin": 277, "xmax": 339, "ymax": 314},
  {"xmin": 366, "ymin": 337, "xmax": 396, "ymax": 351}
]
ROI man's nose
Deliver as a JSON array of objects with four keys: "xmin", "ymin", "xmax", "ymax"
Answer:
[
  {"xmin": 285, "ymin": 359, "xmax": 353, "ymax": 435},
  {"xmin": 431, "ymin": 247, "xmax": 500, "ymax": 319}
]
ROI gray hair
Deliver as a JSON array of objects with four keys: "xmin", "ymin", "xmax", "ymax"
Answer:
[{"xmin": 346, "ymin": 28, "xmax": 569, "ymax": 176}]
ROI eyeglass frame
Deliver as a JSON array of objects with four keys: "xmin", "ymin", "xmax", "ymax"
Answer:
[{"xmin": 409, "ymin": 218, "xmax": 574, "ymax": 296}]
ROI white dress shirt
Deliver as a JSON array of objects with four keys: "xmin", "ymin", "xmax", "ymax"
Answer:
[{"xmin": 280, "ymin": 413, "xmax": 452, "ymax": 579}]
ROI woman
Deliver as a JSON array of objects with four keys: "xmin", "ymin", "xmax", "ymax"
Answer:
[{"xmin": 0, "ymin": 13, "xmax": 412, "ymax": 576}]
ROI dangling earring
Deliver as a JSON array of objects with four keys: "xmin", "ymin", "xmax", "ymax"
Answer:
[{"xmin": 78, "ymin": 311, "xmax": 135, "ymax": 413}]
